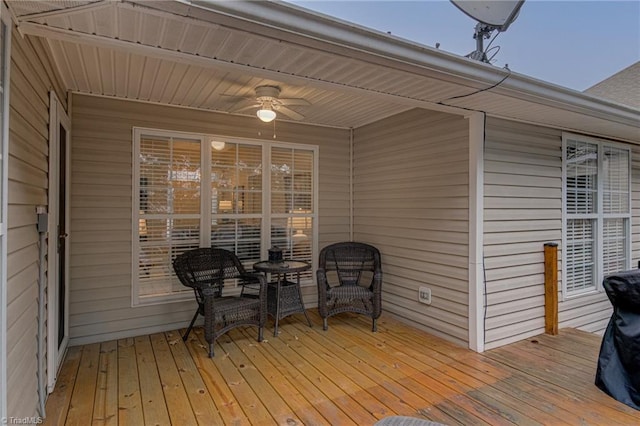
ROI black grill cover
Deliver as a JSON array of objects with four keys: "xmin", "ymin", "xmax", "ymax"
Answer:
[{"xmin": 595, "ymin": 269, "xmax": 640, "ymax": 410}]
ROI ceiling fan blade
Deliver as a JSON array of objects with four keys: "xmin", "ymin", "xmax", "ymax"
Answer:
[
  {"xmin": 228, "ymin": 99, "xmax": 260, "ymax": 113},
  {"xmin": 276, "ymin": 105, "xmax": 305, "ymax": 120},
  {"xmin": 279, "ymin": 98, "xmax": 310, "ymax": 106}
]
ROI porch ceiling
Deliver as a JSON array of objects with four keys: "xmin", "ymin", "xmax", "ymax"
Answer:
[{"xmin": 8, "ymin": 0, "xmax": 640, "ymax": 140}]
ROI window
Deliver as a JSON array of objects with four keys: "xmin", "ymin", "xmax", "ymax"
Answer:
[
  {"xmin": 562, "ymin": 133, "xmax": 630, "ymax": 297},
  {"xmin": 133, "ymin": 128, "xmax": 317, "ymax": 305}
]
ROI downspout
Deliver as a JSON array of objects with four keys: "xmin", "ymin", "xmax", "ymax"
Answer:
[
  {"xmin": 349, "ymin": 127, "xmax": 354, "ymax": 240},
  {"xmin": 36, "ymin": 206, "xmax": 48, "ymax": 417}
]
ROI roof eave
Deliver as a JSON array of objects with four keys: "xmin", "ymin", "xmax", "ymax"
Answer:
[{"xmin": 182, "ymin": 0, "xmax": 639, "ymax": 135}]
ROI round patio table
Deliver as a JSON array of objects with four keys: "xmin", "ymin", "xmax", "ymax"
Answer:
[{"xmin": 253, "ymin": 260, "xmax": 313, "ymax": 336}]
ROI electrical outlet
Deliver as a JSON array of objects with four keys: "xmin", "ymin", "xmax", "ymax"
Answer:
[{"xmin": 418, "ymin": 286, "xmax": 431, "ymax": 305}]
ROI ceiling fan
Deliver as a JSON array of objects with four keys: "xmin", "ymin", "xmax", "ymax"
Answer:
[{"xmin": 228, "ymin": 85, "xmax": 310, "ymax": 122}]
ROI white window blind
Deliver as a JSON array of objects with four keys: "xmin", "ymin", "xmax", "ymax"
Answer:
[
  {"xmin": 602, "ymin": 146, "xmax": 630, "ymax": 277},
  {"xmin": 602, "ymin": 146, "xmax": 629, "ymax": 214},
  {"xmin": 133, "ymin": 130, "xmax": 318, "ymax": 304},
  {"xmin": 137, "ymin": 134, "xmax": 201, "ymax": 302},
  {"xmin": 603, "ymin": 218, "xmax": 627, "ymax": 276},
  {"xmin": 563, "ymin": 134, "xmax": 631, "ymax": 297},
  {"xmin": 270, "ymin": 147, "xmax": 314, "ymax": 281},
  {"xmin": 210, "ymin": 141, "xmax": 263, "ymax": 263},
  {"xmin": 565, "ymin": 219, "xmax": 596, "ymax": 293}
]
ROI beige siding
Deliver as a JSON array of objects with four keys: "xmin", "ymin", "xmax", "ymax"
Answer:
[
  {"xmin": 353, "ymin": 108, "xmax": 469, "ymax": 346},
  {"xmin": 483, "ymin": 118, "xmax": 562, "ymax": 349},
  {"xmin": 482, "ymin": 118, "xmax": 626, "ymax": 349},
  {"xmin": 7, "ymin": 32, "xmax": 66, "ymax": 417},
  {"xmin": 69, "ymin": 94, "xmax": 350, "ymax": 345}
]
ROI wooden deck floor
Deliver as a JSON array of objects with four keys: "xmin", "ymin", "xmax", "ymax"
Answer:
[{"xmin": 44, "ymin": 311, "xmax": 638, "ymax": 425}]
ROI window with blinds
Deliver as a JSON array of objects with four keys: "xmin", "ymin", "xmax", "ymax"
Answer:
[
  {"xmin": 136, "ymin": 134, "xmax": 202, "ymax": 302},
  {"xmin": 133, "ymin": 129, "xmax": 317, "ymax": 304},
  {"xmin": 270, "ymin": 148, "xmax": 314, "ymax": 282},
  {"xmin": 562, "ymin": 134, "xmax": 630, "ymax": 297}
]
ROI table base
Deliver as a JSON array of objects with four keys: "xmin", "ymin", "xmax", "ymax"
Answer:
[{"xmin": 267, "ymin": 280, "xmax": 312, "ymax": 336}]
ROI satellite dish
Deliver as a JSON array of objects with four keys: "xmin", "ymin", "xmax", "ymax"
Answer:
[
  {"xmin": 451, "ymin": 1, "xmax": 524, "ymax": 30},
  {"xmin": 450, "ymin": 0, "xmax": 525, "ymax": 62}
]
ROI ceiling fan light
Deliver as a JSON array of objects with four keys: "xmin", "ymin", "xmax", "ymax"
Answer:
[{"xmin": 257, "ymin": 108, "xmax": 277, "ymax": 122}]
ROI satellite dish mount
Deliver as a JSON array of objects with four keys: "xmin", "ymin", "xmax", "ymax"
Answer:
[{"xmin": 450, "ymin": 0, "xmax": 525, "ymax": 63}]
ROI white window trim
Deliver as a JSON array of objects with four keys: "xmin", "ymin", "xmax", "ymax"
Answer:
[
  {"xmin": 561, "ymin": 132, "xmax": 632, "ymax": 300},
  {"xmin": 132, "ymin": 127, "xmax": 319, "ymax": 306},
  {"xmin": 0, "ymin": 4, "xmax": 10, "ymax": 419}
]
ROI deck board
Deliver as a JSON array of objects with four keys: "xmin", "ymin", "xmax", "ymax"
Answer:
[
  {"xmin": 44, "ymin": 346, "xmax": 82, "ymax": 425},
  {"xmin": 149, "ymin": 333, "xmax": 199, "ymax": 426},
  {"xmin": 236, "ymin": 326, "xmax": 360, "ymax": 425},
  {"xmin": 116, "ymin": 338, "xmax": 144, "ymax": 425},
  {"xmin": 65, "ymin": 342, "xmax": 100, "ymax": 425},
  {"xmin": 164, "ymin": 330, "xmax": 223, "ymax": 425},
  {"xmin": 92, "ymin": 340, "xmax": 118, "ymax": 426},
  {"xmin": 44, "ymin": 312, "xmax": 638, "ymax": 425},
  {"xmin": 134, "ymin": 335, "xmax": 172, "ymax": 425},
  {"xmin": 183, "ymin": 330, "xmax": 250, "ymax": 425}
]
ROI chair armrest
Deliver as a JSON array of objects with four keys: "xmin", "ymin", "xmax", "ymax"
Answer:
[
  {"xmin": 240, "ymin": 272, "xmax": 267, "ymax": 325},
  {"xmin": 240, "ymin": 272, "xmax": 266, "ymax": 285},
  {"xmin": 239, "ymin": 272, "xmax": 268, "ymax": 300},
  {"xmin": 371, "ymin": 271, "xmax": 383, "ymax": 292},
  {"xmin": 317, "ymin": 267, "xmax": 329, "ymax": 296}
]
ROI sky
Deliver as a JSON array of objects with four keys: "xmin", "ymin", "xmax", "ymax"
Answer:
[{"xmin": 289, "ymin": 1, "xmax": 640, "ymax": 91}]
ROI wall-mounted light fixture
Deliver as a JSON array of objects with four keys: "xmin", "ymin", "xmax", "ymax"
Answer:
[{"xmin": 210, "ymin": 140, "xmax": 226, "ymax": 151}]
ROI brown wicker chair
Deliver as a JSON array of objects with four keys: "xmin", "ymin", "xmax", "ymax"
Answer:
[
  {"xmin": 173, "ymin": 247, "xmax": 267, "ymax": 357},
  {"xmin": 316, "ymin": 242, "xmax": 382, "ymax": 331}
]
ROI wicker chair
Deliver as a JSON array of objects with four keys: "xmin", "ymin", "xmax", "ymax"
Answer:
[
  {"xmin": 173, "ymin": 247, "xmax": 267, "ymax": 357},
  {"xmin": 316, "ymin": 242, "xmax": 382, "ymax": 331}
]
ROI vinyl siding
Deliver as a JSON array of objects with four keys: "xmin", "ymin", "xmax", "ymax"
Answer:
[
  {"xmin": 352, "ymin": 108, "xmax": 470, "ymax": 347},
  {"xmin": 483, "ymin": 118, "xmax": 562, "ymax": 349},
  {"xmin": 7, "ymin": 31, "xmax": 66, "ymax": 418},
  {"xmin": 482, "ymin": 118, "xmax": 630, "ymax": 349},
  {"xmin": 69, "ymin": 94, "xmax": 350, "ymax": 345}
]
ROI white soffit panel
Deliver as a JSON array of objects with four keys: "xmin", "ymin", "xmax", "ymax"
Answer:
[
  {"xmin": 44, "ymin": 39, "xmax": 414, "ymax": 128},
  {"xmin": 16, "ymin": 1, "xmax": 475, "ymax": 101}
]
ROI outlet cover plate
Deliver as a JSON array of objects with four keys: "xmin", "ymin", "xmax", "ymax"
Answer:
[{"xmin": 418, "ymin": 286, "xmax": 431, "ymax": 305}]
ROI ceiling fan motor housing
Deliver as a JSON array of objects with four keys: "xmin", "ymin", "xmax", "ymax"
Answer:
[{"xmin": 256, "ymin": 85, "xmax": 281, "ymax": 103}]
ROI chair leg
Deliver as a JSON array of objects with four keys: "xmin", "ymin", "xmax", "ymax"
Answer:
[
  {"xmin": 258, "ymin": 325, "xmax": 264, "ymax": 343},
  {"xmin": 323, "ymin": 318, "xmax": 328, "ymax": 331},
  {"xmin": 372, "ymin": 318, "xmax": 377, "ymax": 332},
  {"xmin": 208, "ymin": 342, "xmax": 214, "ymax": 358},
  {"xmin": 302, "ymin": 309, "xmax": 313, "ymax": 328},
  {"xmin": 183, "ymin": 308, "xmax": 200, "ymax": 341}
]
